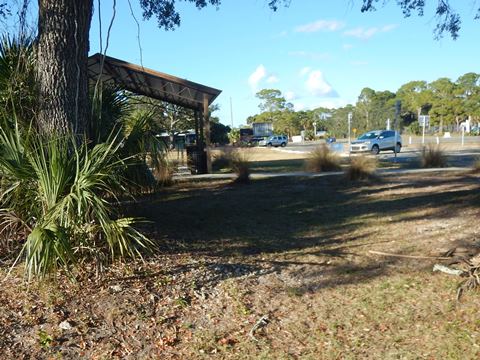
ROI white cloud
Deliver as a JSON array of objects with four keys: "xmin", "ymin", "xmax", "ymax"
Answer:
[
  {"xmin": 342, "ymin": 43, "xmax": 353, "ymax": 50},
  {"xmin": 285, "ymin": 91, "xmax": 296, "ymax": 101},
  {"xmin": 306, "ymin": 70, "xmax": 335, "ymax": 97},
  {"xmin": 248, "ymin": 65, "xmax": 266, "ymax": 92},
  {"xmin": 273, "ymin": 30, "xmax": 288, "ymax": 38},
  {"xmin": 381, "ymin": 24, "xmax": 398, "ymax": 32},
  {"xmin": 295, "ymin": 20, "xmax": 345, "ymax": 33},
  {"xmin": 299, "ymin": 67, "xmax": 311, "ymax": 77},
  {"xmin": 343, "ymin": 24, "xmax": 398, "ymax": 40},
  {"xmin": 266, "ymin": 75, "xmax": 279, "ymax": 84}
]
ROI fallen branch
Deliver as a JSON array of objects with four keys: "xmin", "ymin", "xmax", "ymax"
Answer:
[
  {"xmin": 368, "ymin": 250, "xmax": 451, "ymax": 260},
  {"xmin": 249, "ymin": 315, "xmax": 269, "ymax": 342},
  {"xmin": 433, "ymin": 264, "xmax": 465, "ymax": 276}
]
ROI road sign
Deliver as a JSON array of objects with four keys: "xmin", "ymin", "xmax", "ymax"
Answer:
[{"xmin": 418, "ymin": 115, "xmax": 430, "ymax": 127}]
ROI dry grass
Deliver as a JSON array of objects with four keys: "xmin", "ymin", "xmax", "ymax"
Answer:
[
  {"xmin": 152, "ymin": 158, "xmax": 175, "ymax": 186},
  {"xmin": 421, "ymin": 145, "xmax": 447, "ymax": 168},
  {"xmin": 305, "ymin": 144, "xmax": 342, "ymax": 172},
  {"xmin": 2, "ymin": 172, "xmax": 480, "ymax": 359},
  {"xmin": 208, "ymin": 148, "xmax": 252, "ymax": 183},
  {"xmin": 212, "ymin": 151, "xmax": 231, "ymax": 172},
  {"xmin": 345, "ymin": 155, "xmax": 377, "ymax": 181},
  {"xmin": 472, "ymin": 157, "xmax": 480, "ymax": 173},
  {"xmin": 229, "ymin": 149, "xmax": 251, "ymax": 184}
]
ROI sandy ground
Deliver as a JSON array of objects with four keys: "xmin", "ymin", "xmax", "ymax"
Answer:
[{"xmin": 1, "ymin": 171, "xmax": 480, "ymax": 359}]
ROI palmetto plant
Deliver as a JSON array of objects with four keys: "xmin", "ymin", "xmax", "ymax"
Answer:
[
  {"xmin": 90, "ymin": 86, "xmax": 170, "ymax": 192},
  {"xmin": 0, "ymin": 122, "xmax": 153, "ymax": 278},
  {"xmin": 0, "ymin": 34, "xmax": 36, "ymax": 127},
  {"xmin": 0, "ymin": 36, "xmax": 170, "ymax": 278}
]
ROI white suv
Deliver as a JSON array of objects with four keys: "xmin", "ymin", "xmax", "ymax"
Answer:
[
  {"xmin": 350, "ymin": 130, "xmax": 402, "ymax": 155},
  {"xmin": 260, "ymin": 135, "xmax": 288, "ymax": 147}
]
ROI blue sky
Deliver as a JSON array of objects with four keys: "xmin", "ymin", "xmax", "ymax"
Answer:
[{"xmin": 90, "ymin": 0, "xmax": 480, "ymax": 127}]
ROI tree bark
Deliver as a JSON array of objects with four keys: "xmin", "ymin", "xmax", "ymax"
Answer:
[{"xmin": 36, "ymin": 0, "xmax": 93, "ymax": 136}]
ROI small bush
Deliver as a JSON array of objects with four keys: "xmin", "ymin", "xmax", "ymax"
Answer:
[
  {"xmin": 472, "ymin": 158, "xmax": 480, "ymax": 173},
  {"xmin": 305, "ymin": 144, "xmax": 342, "ymax": 172},
  {"xmin": 152, "ymin": 158, "xmax": 175, "ymax": 186},
  {"xmin": 229, "ymin": 150, "xmax": 251, "ymax": 184},
  {"xmin": 421, "ymin": 145, "xmax": 446, "ymax": 168},
  {"xmin": 0, "ymin": 126, "xmax": 152, "ymax": 279},
  {"xmin": 212, "ymin": 151, "xmax": 231, "ymax": 172},
  {"xmin": 345, "ymin": 156, "xmax": 377, "ymax": 181}
]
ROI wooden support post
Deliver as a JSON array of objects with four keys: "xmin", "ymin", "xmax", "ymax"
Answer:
[
  {"xmin": 203, "ymin": 94, "xmax": 212, "ymax": 173},
  {"xmin": 194, "ymin": 109, "xmax": 201, "ymax": 150}
]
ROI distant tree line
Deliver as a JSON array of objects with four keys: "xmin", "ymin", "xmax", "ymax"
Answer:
[{"xmin": 245, "ymin": 73, "xmax": 480, "ymax": 138}]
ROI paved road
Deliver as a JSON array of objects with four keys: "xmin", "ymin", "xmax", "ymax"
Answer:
[{"xmin": 278, "ymin": 136, "xmax": 480, "ymax": 168}]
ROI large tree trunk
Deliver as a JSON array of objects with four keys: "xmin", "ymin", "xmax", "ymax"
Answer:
[{"xmin": 37, "ymin": 0, "xmax": 93, "ymax": 135}]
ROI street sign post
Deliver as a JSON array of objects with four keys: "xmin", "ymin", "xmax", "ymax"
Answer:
[
  {"xmin": 419, "ymin": 115, "xmax": 430, "ymax": 144},
  {"xmin": 348, "ymin": 112, "xmax": 352, "ymax": 152},
  {"xmin": 394, "ymin": 100, "xmax": 401, "ymax": 160}
]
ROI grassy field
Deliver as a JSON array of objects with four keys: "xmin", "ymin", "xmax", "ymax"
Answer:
[{"xmin": 1, "ymin": 171, "xmax": 480, "ymax": 358}]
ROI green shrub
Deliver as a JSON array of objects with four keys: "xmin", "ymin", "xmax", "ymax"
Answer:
[
  {"xmin": 421, "ymin": 145, "xmax": 446, "ymax": 168},
  {"xmin": 345, "ymin": 156, "xmax": 377, "ymax": 181},
  {"xmin": 305, "ymin": 144, "xmax": 342, "ymax": 172},
  {"xmin": 0, "ymin": 124, "xmax": 152, "ymax": 278}
]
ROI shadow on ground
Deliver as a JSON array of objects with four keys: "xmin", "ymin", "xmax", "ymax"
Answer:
[{"xmin": 128, "ymin": 172, "xmax": 479, "ymax": 255}]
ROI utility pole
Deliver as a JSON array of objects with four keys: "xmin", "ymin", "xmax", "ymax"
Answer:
[
  {"xmin": 348, "ymin": 112, "xmax": 352, "ymax": 148},
  {"xmin": 229, "ymin": 97, "xmax": 234, "ymax": 128},
  {"xmin": 394, "ymin": 100, "xmax": 401, "ymax": 160}
]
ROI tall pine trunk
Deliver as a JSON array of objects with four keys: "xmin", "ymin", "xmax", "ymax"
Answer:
[{"xmin": 36, "ymin": 0, "xmax": 93, "ymax": 135}]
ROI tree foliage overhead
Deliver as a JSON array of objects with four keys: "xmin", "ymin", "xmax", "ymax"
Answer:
[
  {"xmin": 139, "ymin": 0, "xmax": 221, "ymax": 30},
  {"xmin": 361, "ymin": 0, "xmax": 480, "ymax": 39},
  {"xmin": 139, "ymin": 0, "xmax": 290, "ymax": 30}
]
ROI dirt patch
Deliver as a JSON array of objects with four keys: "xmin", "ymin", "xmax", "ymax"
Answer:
[{"xmin": 1, "ymin": 171, "xmax": 480, "ymax": 358}]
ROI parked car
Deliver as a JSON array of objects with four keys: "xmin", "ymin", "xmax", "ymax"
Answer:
[
  {"xmin": 260, "ymin": 135, "xmax": 288, "ymax": 147},
  {"xmin": 470, "ymin": 126, "xmax": 480, "ymax": 136},
  {"xmin": 350, "ymin": 130, "xmax": 402, "ymax": 155},
  {"xmin": 247, "ymin": 136, "xmax": 267, "ymax": 146}
]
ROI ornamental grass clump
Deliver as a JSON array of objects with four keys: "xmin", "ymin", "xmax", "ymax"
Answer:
[
  {"xmin": 305, "ymin": 144, "xmax": 342, "ymax": 172},
  {"xmin": 229, "ymin": 149, "xmax": 251, "ymax": 184},
  {"xmin": 421, "ymin": 145, "xmax": 446, "ymax": 168},
  {"xmin": 472, "ymin": 157, "xmax": 480, "ymax": 173},
  {"xmin": 212, "ymin": 150, "xmax": 231, "ymax": 172},
  {"xmin": 345, "ymin": 155, "xmax": 377, "ymax": 181}
]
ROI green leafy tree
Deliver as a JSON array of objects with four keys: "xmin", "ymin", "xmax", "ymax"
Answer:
[
  {"xmin": 428, "ymin": 77, "xmax": 457, "ymax": 133},
  {"xmin": 456, "ymin": 73, "xmax": 480, "ymax": 124},
  {"xmin": 396, "ymin": 81, "xmax": 429, "ymax": 122},
  {"xmin": 329, "ymin": 105, "xmax": 356, "ymax": 138},
  {"xmin": 1, "ymin": 0, "xmax": 477, "ymax": 137},
  {"xmin": 356, "ymin": 87, "xmax": 376, "ymax": 130},
  {"xmin": 0, "ymin": 0, "xmax": 290, "ymax": 136},
  {"xmin": 228, "ymin": 127, "xmax": 240, "ymax": 144},
  {"xmin": 210, "ymin": 122, "xmax": 230, "ymax": 145},
  {"xmin": 255, "ymin": 89, "xmax": 293, "ymax": 113},
  {"xmin": 354, "ymin": 88, "xmax": 395, "ymax": 132}
]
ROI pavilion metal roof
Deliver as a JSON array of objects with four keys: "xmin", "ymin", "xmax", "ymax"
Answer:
[{"xmin": 87, "ymin": 53, "xmax": 221, "ymax": 110}]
